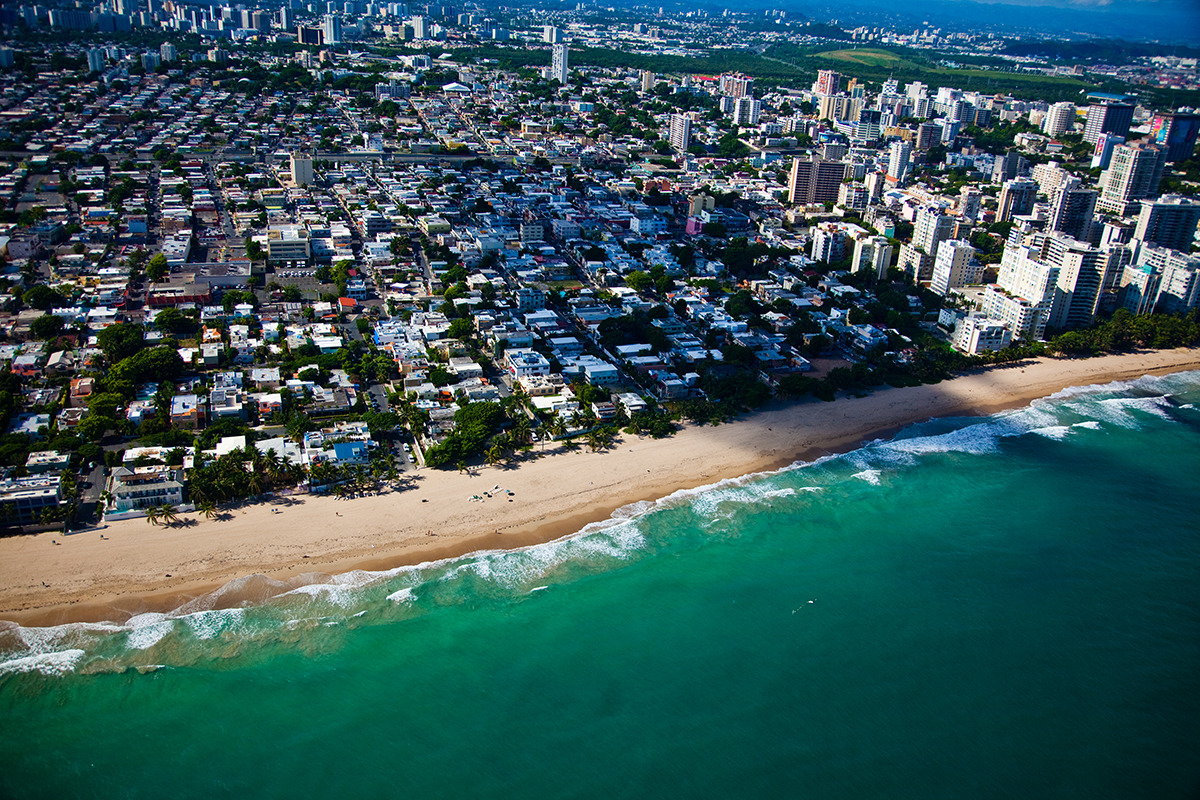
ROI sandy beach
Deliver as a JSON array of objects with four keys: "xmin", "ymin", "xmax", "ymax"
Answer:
[{"xmin": 3, "ymin": 348, "xmax": 1199, "ymax": 626}]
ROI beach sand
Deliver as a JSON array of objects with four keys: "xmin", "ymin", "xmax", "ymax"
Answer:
[{"xmin": 3, "ymin": 349, "xmax": 1199, "ymax": 625}]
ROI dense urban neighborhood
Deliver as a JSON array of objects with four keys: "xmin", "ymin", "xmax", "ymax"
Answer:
[{"xmin": 1, "ymin": 2, "xmax": 1200, "ymax": 532}]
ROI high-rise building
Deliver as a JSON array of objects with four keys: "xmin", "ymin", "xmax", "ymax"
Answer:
[
  {"xmin": 1097, "ymin": 141, "xmax": 1168, "ymax": 216},
  {"xmin": 86, "ymin": 48, "xmax": 106, "ymax": 73},
  {"xmin": 732, "ymin": 97, "xmax": 761, "ymax": 126},
  {"xmin": 787, "ymin": 154, "xmax": 849, "ymax": 205},
  {"xmin": 1133, "ymin": 195, "xmax": 1200, "ymax": 252},
  {"xmin": 887, "ymin": 140, "xmax": 911, "ymax": 185},
  {"xmin": 1048, "ymin": 178, "xmax": 1097, "ymax": 242},
  {"xmin": 290, "ymin": 152, "xmax": 314, "ymax": 187},
  {"xmin": 814, "ymin": 69, "xmax": 839, "ymax": 96},
  {"xmin": 997, "ymin": 177, "xmax": 1039, "ymax": 222},
  {"xmin": 1083, "ymin": 101, "xmax": 1134, "ymax": 144},
  {"xmin": 641, "ymin": 70, "xmax": 655, "ymax": 93},
  {"xmin": 322, "ymin": 14, "xmax": 342, "ymax": 43},
  {"xmin": 1042, "ymin": 102, "xmax": 1076, "ymax": 137},
  {"xmin": 916, "ymin": 121, "xmax": 940, "ymax": 151},
  {"xmin": 141, "ymin": 52, "xmax": 160, "ymax": 71},
  {"xmin": 668, "ymin": 114, "xmax": 692, "ymax": 152},
  {"xmin": 851, "ymin": 234, "xmax": 894, "ymax": 278},
  {"xmin": 298, "ymin": 24, "xmax": 324, "ymax": 44},
  {"xmin": 1043, "ymin": 233, "xmax": 1130, "ymax": 329},
  {"xmin": 959, "ymin": 187, "xmax": 982, "ymax": 222},
  {"xmin": 542, "ymin": 25, "xmax": 562, "ymax": 43},
  {"xmin": 1123, "ymin": 245, "xmax": 1200, "ymax": 314},
  {"xmin": 992, "ymin": 150, "xmax": 1026, "ymax": 184},
  {"xmin": 550, "ymin": 43, "xmax": 569, "ymax": 84},
  {"xmin": 930, "ymin": 239, "xmax": 980, "ymax": 296},
  {"xmin": 279, "ymin": 6, "xmax": 294, "ymax": 29},
  {"xmin": 720, "ymin": 74, "xmax": 753, "ymax": 98},
  {"xmin": 1091, "ymin": 132, "xmax": 1126, "ymax": 170},
  {"xmin": 1148, "ymin": 112, "xmax": 1200, "ymax": 163},
  {"xmin": 913, "ymin": 205, "xmax": 954, "ymax": 261}
]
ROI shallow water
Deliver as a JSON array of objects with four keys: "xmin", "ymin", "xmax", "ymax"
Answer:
[{"xmin": 3, "ymin": 372, "xmax": 1200, "ymax": 799}]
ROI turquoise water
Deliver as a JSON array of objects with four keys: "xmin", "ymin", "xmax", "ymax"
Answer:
[{"xmin": 3, "ymin": 372, "xmax": 1200, "ymax": 799}]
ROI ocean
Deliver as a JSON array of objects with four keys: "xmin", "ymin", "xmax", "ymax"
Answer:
[{"xmin": 3, "ymin": 371, "xmax": 1200, "ymax": 799}]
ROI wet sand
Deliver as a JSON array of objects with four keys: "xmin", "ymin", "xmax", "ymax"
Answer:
[{"xmin": 3, "ymin": 349, "xmax": 1198, "ymax": 626}]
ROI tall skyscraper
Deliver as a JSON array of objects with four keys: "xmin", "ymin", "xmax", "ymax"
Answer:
[
  {"xmin": 641, "ymin": 70, "xmax": 655, "ymax": 93},
  {"xmin": 930, "ymin": 239, "xmax": 980, "ymax": 296},
  {"xmin": 86, "ymin": 48, "xmax": 106, "ymax": 73},
  {"xmin": 1148, "ymin": 112, "xmax": 1200, "ymax": 163},
  {"xmin": 1042, "ymin": 102, "xmax": 1076, "ymax": 137},
  {"xmin": 1083, "ymin": 101, "xmax": 1134, "ymax": 144},
  {"xmin": 814, "ymin": 69, "xmax": 839, "ymax": 96},
  {"xmin": 916, "ymin": 121, "xmax": 940, "ymax": 151},
  {"xmin": 997, "ymin": 177, "xmax": 1039, "ymax": 222},
  {"xmin": 1133, "ymin": 195, "xmax": 1200, "ymax": 252},
  {"xmin": 542, "ymin": 25, "xmax": 562, "ymax": 43},
  {"xmin": 850, "ymin": 234, "xmax": 894, "ymax": 278},
  {"xmin": 290, "ymin": 152, "xmax": 314, "ymax": 187},
  {"xmin": 787, "ymin": 154, "xmax": 849, "ymax": 205},
  {"xmin": 279, "ymin": 6, "xmax": 294, "ymax": 29},
  {"xmin": 1097, "ymin": 141, "xmax": 1168, "ymax": 216},
  {"xmin": 322, "ymin": 14, "xmax": 342, "ymax": 43},
  {"xmin": 668, "ymin": 114, "xmax": 692, "ymax": 152},
  {"xmin": 732, "ymin": 97, "xmax": 761, "ymax": 126},
  {"xmin": 913, "ymin": 205, "xmax": 954, "ymax": 261},
  {"xmin": 887, "ymin": 140, "xmax": 911, "ymax": 185},
  {"xmin": 1048, "ymin": 178, "xmax": 1098, "ymax": 242},
  {"xmin": 549, "ymin": 43, "xmax": 569, "ymax": 84}
]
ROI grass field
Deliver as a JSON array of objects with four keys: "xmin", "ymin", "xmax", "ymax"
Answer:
[{"xmin": 815, "ymin": 49, "xmax": 908, "ymax": 67}]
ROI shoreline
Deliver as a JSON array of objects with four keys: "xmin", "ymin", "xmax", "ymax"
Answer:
[{"xmin": 3, "ymin": 349, "xmax": 1199, "ymax": 628}]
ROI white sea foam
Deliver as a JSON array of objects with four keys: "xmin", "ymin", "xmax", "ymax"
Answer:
[
  {"xmin": 386, "ymin": 588, "xmax": 415, "ymax": 604},
  {"xmin": 1030, "ymin": 425, "xmax": 1072, "ymax": 440},
  {"xmin": 1073, "ymin": 421, "xmax": 1102, "ymax": 430},
  {"xmin": 182, "ymin": 608, "xmax": 245, "ymax": 640},
  {"xmin": 852, "ymin": 469, "xmax": 882, "ymax": 485},
  {"xmin": 0, "ymin": 648, "xmax": 85, "ymax": 676},
  {"xmin": 124, "ymin": 613, "xmax": 174, "ymax": 651}
]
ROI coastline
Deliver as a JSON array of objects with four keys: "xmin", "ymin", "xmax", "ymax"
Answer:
[{"xmin": 3, "ymin": 348, "xmax": 1199, "ymax": 627}]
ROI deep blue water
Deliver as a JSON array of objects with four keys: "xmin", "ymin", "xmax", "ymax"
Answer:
[{"xmin": 3, "ymin": 372, "xmax": 1200, "ymax": 799}]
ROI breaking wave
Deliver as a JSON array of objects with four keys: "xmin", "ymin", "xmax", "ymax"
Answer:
[{"xmin": 3, "ymin": 370, "xmax": 1197, "ymax": 677}]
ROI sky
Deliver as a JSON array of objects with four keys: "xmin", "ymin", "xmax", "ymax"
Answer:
[{"xmin": 793, "ymin": 0, "xmax": 1200, "ymax": 43}]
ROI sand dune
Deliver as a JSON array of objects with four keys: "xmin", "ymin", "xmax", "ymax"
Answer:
[{"xmin": 3, "ymin": 349, "xmax": 1199, "ymax": 625}]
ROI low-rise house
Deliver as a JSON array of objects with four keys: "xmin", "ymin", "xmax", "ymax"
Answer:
[
  {"xmin": 106, "ymin": 466, "xmax": 185, "ymax": 517},
  {"xmin": 0, "ymin": 475, "xmax": 64, "ymax": 526},
  {"xmin": 170, "ymin": 394, "xmax": 205, "ymax": 429}
]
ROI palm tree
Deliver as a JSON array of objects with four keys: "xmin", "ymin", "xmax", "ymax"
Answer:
[
  {"xmin": 485, "ymin": 444, "xmax": 504, "ymax": 466},
  {"xmin": 158, "ymin": 504, "xmax": 180, "ymax": 527},
  {"xmin": 144, "ymin": 505, "xmax": 162, "ymax": 526},
  {"xmin": 196, "ymin": 500, "xmax": 218, "ymax": 521}
]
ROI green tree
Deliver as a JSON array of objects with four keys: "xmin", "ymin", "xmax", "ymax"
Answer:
[
  {"xmin": 30, "ymin": 314, "xmax": 65, "ymax": 340},
  {"xmin": 146, "ymin": 253, "xmax": 169, "ymax": 282},
  {"xmin": 97, "ymin": 322, "xmax": 145, "ymax": 363}
]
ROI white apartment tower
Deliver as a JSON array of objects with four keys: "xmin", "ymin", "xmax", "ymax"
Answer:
[
  {"xmin": 290, "ymin": 152, "xmax": 314, "ymax": 187},
  {"xmin": 1042, "ymin": 102, "xmax": 1076, "ymax": 137},
  {"xmin": 550, "ymin": 43, "xmax": 569, "ymax": 84},
  {"xmin": 851, "ymin": 234, "xmax": 894, "ymax": 279},
  {"xmin": 668, "ymin": 114, "xmax": 692, "ymax": 152},
  {"xmin": 732, "ymin": 97, "xmax": 761, "ymax": 126},
  {"xmin": 887, "ymin": 140, "xmax": 911, "ymax": 185},
  {"xmin": 1097, "ymin": 141, "xmax": 1168, "ymax": 216},
  {"xmin": 913, "ymin": 205, "xmax": 954, "ymax": 261},
  {"xmin": 930, "ymin": 239, "xmax": 981, "ymax": 296}
]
